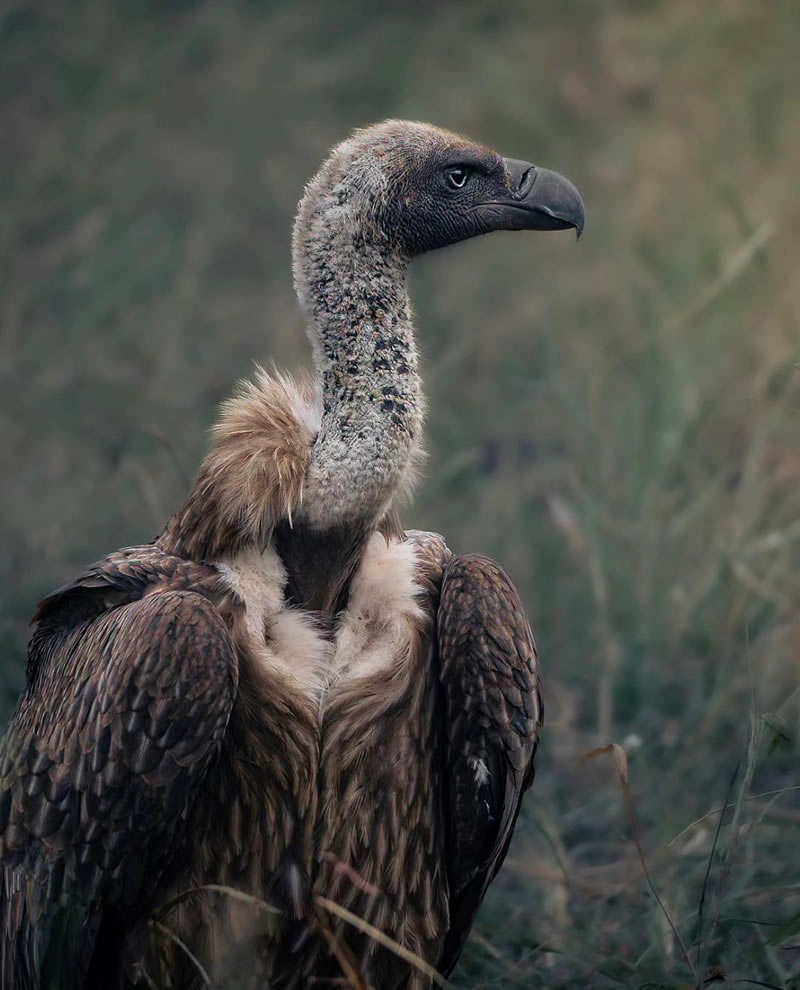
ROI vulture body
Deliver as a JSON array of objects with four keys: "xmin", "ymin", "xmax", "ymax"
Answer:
[{"xmin": 0, "ymin": 121, "xmax": 584, "ymax": 988}]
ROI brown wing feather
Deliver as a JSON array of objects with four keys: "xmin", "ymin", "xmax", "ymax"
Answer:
[
  {"xmin": 435, "ymin": 553, "xmax": 542, "ymax": 978},
  {"xmin": 0, "ymin": 562, "xmax": 238, "ymax": 989}
]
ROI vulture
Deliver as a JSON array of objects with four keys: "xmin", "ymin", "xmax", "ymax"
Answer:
[{"xmin": 0, "ymin": 120, "xmax": 584, "ymax": 988}]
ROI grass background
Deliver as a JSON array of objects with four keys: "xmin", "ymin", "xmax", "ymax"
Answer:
[{"xmin": 3, "ymin": 1, "xmax": 800, "ymax": 986}]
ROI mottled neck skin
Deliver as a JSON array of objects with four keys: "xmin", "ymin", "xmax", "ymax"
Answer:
[{"xmin": 293, "ymin": 169, "xmax": 423, "ymax": 531}]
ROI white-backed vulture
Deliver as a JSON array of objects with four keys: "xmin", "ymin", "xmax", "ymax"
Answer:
[{"xmin": 0, "ymin": 120, "xmax": 584, "ymax": 988}]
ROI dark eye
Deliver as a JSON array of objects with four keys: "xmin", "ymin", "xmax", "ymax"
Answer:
[{"xmin": 446, "ymin": 167, "xmax": 470, "ymax": 190}]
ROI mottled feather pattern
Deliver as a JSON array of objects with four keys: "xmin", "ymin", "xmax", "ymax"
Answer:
[
  {"xmin": 435, "ymin": 553, "xmax": 542, "ymax": 977},
  {"xmin": 292, "ymin": 125, "xmax": 428, "ymax": 531},
  {"xmin": 311, "ymin": 532, "xmax": 452, "ymax": 989},
  {"xmin": 1, "ymin": 516, "xmax": 542, "ymax": 989},
  {"xmin": 153, "ymin": 643, "xmax": 321, "ymax": 990},
  {"xmin": 1, "ymin": 551, "xmax": 239, "ymax": 989},
  {"xmin": 1, "ymin": 544, "xmax": 326, "ymax": 990}
]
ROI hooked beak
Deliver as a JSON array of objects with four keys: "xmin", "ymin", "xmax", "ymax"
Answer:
[{"xmin": 484, "ymin": 158, "xmax": 585, "ymax": 240}]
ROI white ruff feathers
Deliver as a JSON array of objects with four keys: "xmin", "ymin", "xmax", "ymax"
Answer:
[{"xmin": 218, "ymin": 535, "xmax": 423, "ymax": 704}]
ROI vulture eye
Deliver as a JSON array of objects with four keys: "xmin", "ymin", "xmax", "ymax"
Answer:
[{"xmin": 446, "ymin": 167, "xmax": 470, "ymax": 190}]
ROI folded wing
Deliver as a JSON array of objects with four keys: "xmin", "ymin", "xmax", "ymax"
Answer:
[
  {"xmin": 0, "ymin": 558, "xmax": 238, "ymax": 989},
  {"xmin": 435, "ymin": 553, "xmax": 542, "ymax": 977}
]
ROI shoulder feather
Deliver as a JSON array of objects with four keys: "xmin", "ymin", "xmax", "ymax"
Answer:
[{"xmin": 160, "ymin": 369, "xmax": 320, "ymax": 560}]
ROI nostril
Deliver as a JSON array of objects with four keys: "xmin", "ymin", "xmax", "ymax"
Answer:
[{"xmin": 518, "ymin": 166, "xmax": 536, "ymax": 197}]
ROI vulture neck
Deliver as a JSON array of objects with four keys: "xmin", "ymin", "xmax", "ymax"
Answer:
[
  {"xmin": 297, "ymin": 219, "xmax": 423, "ymax": 531},
  {"xmin": 157, "ymin": 202, "xmax": 422, "ymax": 612}
]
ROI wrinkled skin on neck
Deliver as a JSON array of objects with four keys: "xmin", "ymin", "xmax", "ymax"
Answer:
[{"xmin": 293, "ymin": 139, "xmax": 424, "ymax": 530}]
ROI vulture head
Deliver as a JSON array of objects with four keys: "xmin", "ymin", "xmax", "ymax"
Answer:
[
  {"xmin": 290, "ymin": 120, "xmax": 585, "ymax": 533},
  {"xmin": 293, "ymin": 119, "xmax": 585, "ymax": 300}
]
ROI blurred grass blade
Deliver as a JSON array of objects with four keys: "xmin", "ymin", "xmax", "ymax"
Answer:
[{"xmin": 582, "ymin": 743, "xmax": 697, "ymax": 983}]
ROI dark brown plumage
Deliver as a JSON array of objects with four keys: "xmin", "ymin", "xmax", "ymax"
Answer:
[
  {"xmin": 310, "ymin": 535, "xmax": 541, "ymax": 988},
  {"xmin": 0, "ymin": 547, "xmax": 321, "ymax": 989},
  {"xmin": 1, "ymin": 120, "xmax": 582, "ymax": 988},
  {"xmin": 436, "ymin": 552, "xmax": 540, "ymax": 977}
]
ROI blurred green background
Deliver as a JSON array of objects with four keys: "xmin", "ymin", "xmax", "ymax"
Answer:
[{"xmin": 3, "ymin": 1, "xmax": 800, "ymax": 986}]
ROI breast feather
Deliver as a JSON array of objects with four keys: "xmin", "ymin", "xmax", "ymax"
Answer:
[
  {"xmin": 216, "ymin": 546, "xmax": 330, "ymax": 703},
  {"xmin": 333, "ymin": 534, "xmax": 424, "ymax": 682}
]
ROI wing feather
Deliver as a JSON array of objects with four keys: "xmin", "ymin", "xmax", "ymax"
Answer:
[
  {"xmin": 435, "ymin": 552, "xmax": 542, "ymax": 977},
  {"xmin": 0, "ymin": 579, "xmax": 238, "ymax": 989}
]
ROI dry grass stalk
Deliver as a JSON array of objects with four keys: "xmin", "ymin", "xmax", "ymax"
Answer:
[
  {"xmin": 315, "ymin": 896, "xmax": 451, "ymax": 989},
  {"xmin": 582, "ymin": 742, "xmax": 698, "ymax": 984},
  {"xmin": 150, "ymin": 920, "xmax": 213, "ymax": 988}
]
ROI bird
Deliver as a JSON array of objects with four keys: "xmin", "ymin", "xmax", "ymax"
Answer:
[{"xmin": 0, "ymin": 120, "xmax": 584, "ymax": 989}]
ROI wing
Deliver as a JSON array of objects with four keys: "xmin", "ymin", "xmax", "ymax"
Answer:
[
  {"xmin": 435, "ymin": 553, "xmax": 542, "ymax": 977},
  {"xmin": 0, "ymin": 569, "xmax": 238, "ymax": 990}
]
